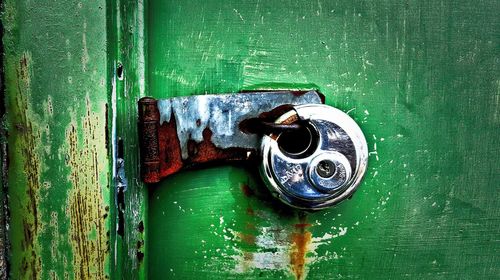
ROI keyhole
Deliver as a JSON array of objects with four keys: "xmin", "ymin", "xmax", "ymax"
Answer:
[{"xmin": 316, "ymin": 160, "xmax": 336, "ymax": 178}]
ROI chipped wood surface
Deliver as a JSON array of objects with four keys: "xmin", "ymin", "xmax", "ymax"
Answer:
[{"xmin": 3, "ymin": 0, "xmax": 110, "ymax": 279}]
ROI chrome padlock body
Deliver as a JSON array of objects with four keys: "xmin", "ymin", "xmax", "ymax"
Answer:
[{"xmin": 260, "ymin": 104, "xmax": 368, "ymax": 210}]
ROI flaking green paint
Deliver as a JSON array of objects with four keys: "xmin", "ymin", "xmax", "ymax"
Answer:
[
  {"xmin": 2, "ymin": 0, "xmax": 499, "ymax": 279},
  {"xmin": 6, "ymin": 51, "xmax": 43, "ymax": 279},
  {"xmin": 3, "ymin": 0, "xmax": 110, "ymax": 279},
  {"xmin": 65, "ymin": 97, "xmax": 109, "ymax": 279}
]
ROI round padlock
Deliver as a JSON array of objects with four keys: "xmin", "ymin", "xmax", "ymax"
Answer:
[{"xmin": 260, "ymin": 104, "xmax": 368, "ymax": 210}]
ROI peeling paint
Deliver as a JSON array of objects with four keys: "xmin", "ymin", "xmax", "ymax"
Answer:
[
  {"xmin": 225, "ymin": 217, "xmax": 355, "ymax": 280},
  {"xmin": 65, "ymin": 97, "xmax": 109, "ymax": 280},
  {"xmin": 13, "ymin": 52, "xmax": 43, "ymax": 279},
  {"xmin": 81, "ymin": 20, "xmax": 90, "ymax": 72},
  {"xmin": 4, "ymin": 0, "xmax": 111, "ymax": 278},
  {"xmin": 214, "ymin": 185, "xmax": 361, "ymax": 280},
  {"xmin": 140, "ymin": 91, "xmax": 323, "ymax": 183},
  {"xmin": 155, "ymin": 91, "xmax": 322, "ymax": 159}
]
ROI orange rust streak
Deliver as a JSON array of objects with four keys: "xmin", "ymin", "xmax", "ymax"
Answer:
[
  {"xmin": 245, "ymin": 222, "xmax": 257, "ymax": 231},
  {"xmin": 158, "ymin": 114, "xmax": 183, "ymax": 179},
  {"xmin": 290, "ymin": 231, "xmax": 312, "ymax": 280},
  {"xmin": 294, "ymin": 223, "xmax": 312, "ymax": 229},
  {"xmin": 246, "ymin": 207, "xmax": 255, "ymax": 216},
  {"xmin": 187, "ymin": 127, "xmax": 249, "ymax": 164},
  {"xmin": 237, "ymin": 232, "xmax": 257, "ymax": 245},
  {"xmin": 290, "ymin": 222, "xmax": 312, "ymax": 280},
  {"xmin": 240, "ymin": 184, "xmax": 255, "ymax": 197}
]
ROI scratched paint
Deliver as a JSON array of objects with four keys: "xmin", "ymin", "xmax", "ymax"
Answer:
[
  {"xmin": 110, "ymin": 0, "xmax": 149, "ymax": 278},
  {"xmin": 3, "ymin": 0, "xmax": 110, "ymax": 279},
  {"xmin": 219, "ymin": 200, "xmax": 358, "ymax": 279},
  {"xmin": 65, "ymin": 98, "xmax": 109, "ymax": 279},
  {"xmin": 8, "ymin": 52, "xmax": 43, "ymax": 279},
  {"xmin": 147, "ymin": 0, "xmax": 499, "ymax": 279},
  {"xmin": 149, "ymin": 168, "xmax": 373, "ymax": 279},
  {"xmin": 3, "ymin": 0, "xmax": 497, "ymax": 279}
]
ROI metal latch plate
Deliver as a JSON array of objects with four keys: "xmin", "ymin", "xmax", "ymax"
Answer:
[{"xmin": 138, "ymin": 91, "xmax": 324, "ymax": 183}]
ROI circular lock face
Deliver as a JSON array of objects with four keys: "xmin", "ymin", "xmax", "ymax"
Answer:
[{"xmin": 260, "ymin": 104, "xmax": 368, "ymax": 210}]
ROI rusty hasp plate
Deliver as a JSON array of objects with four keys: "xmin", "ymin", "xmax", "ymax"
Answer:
[{"xmin": 138, "ymin": 91, "xmax": 324, "ymax": 183}]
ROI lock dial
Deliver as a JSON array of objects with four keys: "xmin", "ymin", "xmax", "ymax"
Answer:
[{"xmin": 260, "ymin": 104, "xmax": 368, "ymax": 210}]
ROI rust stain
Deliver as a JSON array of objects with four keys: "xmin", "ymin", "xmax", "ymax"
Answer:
[
  {"xmin": 235, "ymin": 251, "xmax": 254, "ymax": 273},
  {"xmin": 240, "ymin": 184, "xmax": 255, "ymax": 197},
  {"xmin": 227, "ymin": 199, "xmax": 328, "ymax": 279},
  {"xmin": 187, "ymin": 127, "xmax": 251, "ymax": 164},
  {"xmin": 294, "ymin": 223, "xmax": 312, "ymax": 229},
  {"xmin": 245, "ymin": 222, "xmax": 257, "ymax": 231},
  {"xmin": 157, "ymin": 111, "xmax": 183, "ymax": 179},
  {"xmin": 138, "ymin": 97, "xmax": 258, "ymax": 183},
  {"xmin": 237, "ymin": 232, "xmax": 256, "ymax": 245},
  {"xmin": 14, "ymin": 52, "xmax": 42, "ymax": 279},
  {"xmin": 65, "ymin": 97, "xmax": 109, "ymax": 279},
  {"xmin": 290, "ymin": 217, "xmax": 312, "ymax": 280},
  {"xmin": 246, "ymin": 207, "xmax": 255, "ymax": 216},
  {"xmin": 138, "ymin": 97, "xmax": 163, "ymax": 183}
]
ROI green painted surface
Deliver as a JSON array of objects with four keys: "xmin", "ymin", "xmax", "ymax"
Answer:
[
  {"xmin": 3, "ymin": 0, "xmax": 110, "ymax": 279},
  {"xmin": 110, "ymin": 0, "xmax": 148, "ymax": 279},
  {"xmin": 144, "ymin": 0, "xmax": 500, "ymax": 279},
  {"xmin": 2, "ymin": 0, "xmax": 499, "ymax": 279}
]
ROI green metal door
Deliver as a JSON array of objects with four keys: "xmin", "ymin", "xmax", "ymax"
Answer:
[{"xmin": 2, "ymin": 0, "xmax": 499, "ymax": 279}]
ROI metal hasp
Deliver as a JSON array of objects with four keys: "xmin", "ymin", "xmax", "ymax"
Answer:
[
  {"xmin": 138, "ymin": 91, "xmax": 324, "ymax": 183},
  {"xmin": 138, "ymin": 91, "xmax": 368, "ymax": 209}
]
